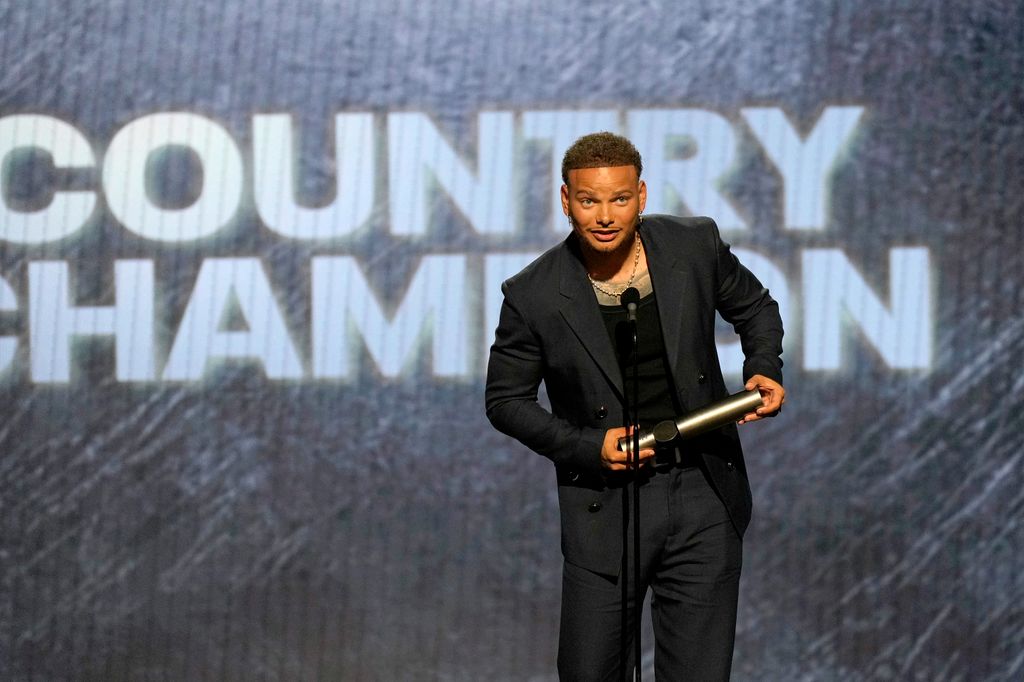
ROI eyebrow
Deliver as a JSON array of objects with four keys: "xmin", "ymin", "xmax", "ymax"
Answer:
[{"xmin": 574, "ymin": 189, "xmax": 634, "ymax": 196}]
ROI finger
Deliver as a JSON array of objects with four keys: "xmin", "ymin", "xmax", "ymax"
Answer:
[
  {"xmin": 616, "ymin": 448, "xmax": 655, "ymax": 469},
  {"xmin": 622, "ymin": 449, "xmax": 655, "ymax": 464},
  {"xmin": 617, "ymin": 446, "xmax": 648, "ymax": 461},
  {"xmin": 756, "ymin": 390, "xmax": 779, "ymax": 411}
]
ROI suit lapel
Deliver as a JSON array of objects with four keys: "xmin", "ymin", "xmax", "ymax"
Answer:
[
  {"xmin": 556, "ymin": 238, "xmax": 624, "ymax": 398},
  {"xmin": 642, "ymin": 222, "xmax": 688, "ymax": 381}
]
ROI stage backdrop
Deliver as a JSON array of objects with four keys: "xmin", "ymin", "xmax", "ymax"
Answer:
[{"xmin": 2, "ymin": 1, "xmax": 1022, "ymax": 679}]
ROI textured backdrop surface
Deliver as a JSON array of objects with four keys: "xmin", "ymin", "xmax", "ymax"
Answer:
[{"xmin": 1, "ymin": 1, "xmax": 1022, "ymax": 680}]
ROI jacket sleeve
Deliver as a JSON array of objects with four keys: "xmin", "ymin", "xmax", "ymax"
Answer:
[
  {"xmin": 484, "ymin": 280, "xmax": 606, "ymax": 477},
  {"xmin": 710, "ymin": 221, "xmax": 785, "ymax": 384}
]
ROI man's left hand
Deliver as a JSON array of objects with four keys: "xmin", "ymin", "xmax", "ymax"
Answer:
[{"xmin": 738, "ymin": 374, "xmax": 786, "ymax": 424}]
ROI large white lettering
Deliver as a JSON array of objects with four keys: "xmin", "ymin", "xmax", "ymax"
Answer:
[
  {"xmin": 103, "ymin": 113, "xmax": 244, "ymax": 242},
  {"xmin": 163, "ymin": 258, "xmax": 303, "ymax": 380},
  {"xmin": 4, "ymin": 244, "xmax": 938, "ymax": 384},
  {"xmin": 28, "ymin": 260, "xmax": 155, "ymax": 382},
  {"xmin": 1, "ymin": 107, "xmax": 872, "ymax": 244},
  {"xmin": 388, "ymin": 112, "xmax": 515, "ymax": 236},
  {"xmin": 0, "ymin": 115, "xmax": 97, "ymax": 244},
  {"xmin": 742, "ymin": 106, "xmax": 864, "ymax": 231},
  {"xmin": 0, "ymin": 105, "xmax": 939, "ymax": 383},
  {"xmin": 253, "ymin": 113, "xmax": 375, "ymax": 240},
  {"xmin": 803, "ymin": 248, "xmax": 931, "ymax": 370},
  {"xmin": 312, "ymin": 255, "xmax": 468, "ymax": 378},
  {"xmin": 627, "ymin": 109, "xmax": 745, "ymax": 231}
]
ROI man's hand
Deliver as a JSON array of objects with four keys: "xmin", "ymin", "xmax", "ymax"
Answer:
[
  {"xmin": 601, "ymin": 427, "xmax": 656, "ymax": 471},
  {"xmin": 738, "ymin": 374, "xmax": 786, "ymax": 424}
]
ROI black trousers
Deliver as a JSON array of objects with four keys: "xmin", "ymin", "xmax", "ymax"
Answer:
[{"xmin": 557, "ymin": 466, "xmax": 742, "ymax": 681}]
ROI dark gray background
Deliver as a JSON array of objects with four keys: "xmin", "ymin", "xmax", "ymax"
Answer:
[{"xmin": 2, "ymin": 0, "xmax": 1022, "ymax": 679}]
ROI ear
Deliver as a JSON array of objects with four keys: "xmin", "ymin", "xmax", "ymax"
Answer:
[
  {"xmin": 638, "ymin": 179, "xmax": 647, "ymax": 213},
  {"xmin": 560, "ymin": 184, "xmax": 570, "ymax": 216}
]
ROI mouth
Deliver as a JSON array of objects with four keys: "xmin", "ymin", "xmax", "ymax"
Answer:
[{"xmin": 588, "ymin": 229, "xmax": 620, "ymax": 242}]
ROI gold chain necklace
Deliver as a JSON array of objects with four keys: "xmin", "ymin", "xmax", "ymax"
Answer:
[{"xmin": 588, "ymin": 234, "xmax": 641, "ymax": 297}]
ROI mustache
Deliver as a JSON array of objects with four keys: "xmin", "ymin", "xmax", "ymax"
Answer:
[{"xmin": 566, "ymin": 212, "xmax": 641, "ymax": 228}]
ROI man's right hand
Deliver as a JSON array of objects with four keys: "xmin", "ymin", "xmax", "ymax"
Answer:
[{"xmin": 601, "ymin": 427, "xmax": 656, "ymax": 471}]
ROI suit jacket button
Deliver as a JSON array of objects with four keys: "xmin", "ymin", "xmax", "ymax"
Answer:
[
  {"xmin": 570, "ymin": 471, "xmax": 580, "ymax": 482},
  {"xmin": 726, "ymin": 461, "xmax": 735, "ymax": 471},
  {"xmin": 594, "ymin": 406, "xmax": 608, "ymax": 419},
  {"xmin": 588, "ymin": 502, "xmax": 602, "ymax": 513},
  {"xmin": 697, "ymin": 372, "xmax": 707, "ymax": 384}
]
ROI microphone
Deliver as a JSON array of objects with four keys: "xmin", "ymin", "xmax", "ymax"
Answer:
[{"xmin": 620, "ymin": 287, "xmax": 640, "ymax": 322}]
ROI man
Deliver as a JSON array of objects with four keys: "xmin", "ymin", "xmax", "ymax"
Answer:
[{"xmin": 485, "ymin": 132, "xmax": 785, "ymax": 680}]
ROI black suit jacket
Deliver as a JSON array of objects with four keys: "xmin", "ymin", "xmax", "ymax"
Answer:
[{"xmin": 485, "ymin": 215, "xmax": 784, "ymax": 576}]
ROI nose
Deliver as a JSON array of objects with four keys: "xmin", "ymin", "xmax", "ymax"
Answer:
[{"xmin": 597, "ymin": 208, "xmax": 613, "ymax": 226}]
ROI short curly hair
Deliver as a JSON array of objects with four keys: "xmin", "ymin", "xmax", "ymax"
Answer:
[{"xmin": 561, "ymin": 132, "xmax": 643, "ymax": 184}]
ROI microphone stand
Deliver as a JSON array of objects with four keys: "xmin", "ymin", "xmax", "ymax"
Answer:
[
  {"xmin": 618, "ymin": 288, "xmax": 642, "ymax": 682},
  {"xmin": 629, "ymin": 311, "xmax": 641, "ymax": 682}
]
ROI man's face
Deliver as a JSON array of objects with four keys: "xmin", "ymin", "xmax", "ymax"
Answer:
[{"xmin": 561, "ymin": 165, "xmax": 647, "ymax": 257}]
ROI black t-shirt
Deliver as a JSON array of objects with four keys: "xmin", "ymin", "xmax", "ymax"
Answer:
[{"xmin": 599, "ymin": 292, "xmax": 682, "ymax": 430}]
